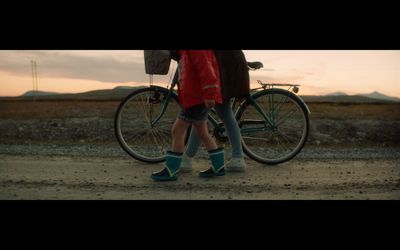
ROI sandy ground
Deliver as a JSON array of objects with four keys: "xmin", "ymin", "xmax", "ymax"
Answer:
[
  {"xmin": 0, "ymin": 101, "xmax": 399, "ymax": 199},
  {"xmin": 1, "ymin": 154, "xmax": 399, "ymax": 200}
]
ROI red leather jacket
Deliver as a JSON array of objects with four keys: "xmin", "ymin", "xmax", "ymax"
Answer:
[{"xmin": 178, "ymin": 50, "xmax": 222, "ymax": 109}]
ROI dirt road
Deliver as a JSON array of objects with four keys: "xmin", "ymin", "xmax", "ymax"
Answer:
[
  {"xmin": 1, "ymin": 100, "xmax": 399, "ymax": 199},
  {"xmin": 1, "ymin": 147, "xmax": 399, "ymax": 200}
]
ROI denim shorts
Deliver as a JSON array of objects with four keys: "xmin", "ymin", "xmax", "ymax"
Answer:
[{"xmin": 178, "ymin": 104, "xmax": 209, "ymax": 124}]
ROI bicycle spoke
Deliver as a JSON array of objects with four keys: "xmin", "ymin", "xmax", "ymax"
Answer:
[
  {"xmin": 273, "ymin": 95, "xmax": 290, "ymax": 119},
  {"xmin": 138, "ymin": 95, "xmax": 151, "ymax": 125},
  {"xmin": 268, "ymin": 92, "xmax": 273, "ymax": 120},
  {"xmin": 152, "ymin": 127, "xmax": 169, "ymax": 150},
  {"xmin": 276, "ymin": 129, "xmax": 296, "ymax": 147},
  {"xmin": 153, "ymin": 133, "xmax": 167, "ymax": 154},
  {"xmin": 275, "ymin": 106, "xmax": 298, "ymax": 128},
  {"xmin": 275, "ymin": 133, "xmax": 290, "ymax": 153},
  {"xmin": 123, "ymin": 128, "xmax": 146, "ymax": 143},
  {"xmin": 150, "ymin": 114, "xmax": 170, "ymax": 148},
  {"xmin": 242, "ymin": 135, "xmax": 272, "ymax": 143}
]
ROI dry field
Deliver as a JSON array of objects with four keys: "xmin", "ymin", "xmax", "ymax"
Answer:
[{"xmin": 1, "ymin": 100, "xmax": 399, "ymax": 145}]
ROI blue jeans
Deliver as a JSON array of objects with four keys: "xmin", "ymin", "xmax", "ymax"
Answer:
[{"xmin": 185, "ymin": 100, "xmax": 243, "ymax": 158}]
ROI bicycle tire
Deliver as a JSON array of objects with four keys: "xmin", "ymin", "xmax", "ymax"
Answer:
[
  {"xmin": 114, "ymin": 86, "xmax": 180, "ymax": 163},
  {"xmin": 236, "ymin": 88, "xmax": 310, "ymax": 164}
]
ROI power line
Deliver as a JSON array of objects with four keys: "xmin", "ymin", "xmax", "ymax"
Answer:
[
  {"xmin": 31, "ymin": 60, "xmax": 38, "ymax": 101},
  {"xmin": 35, "ymin": 61, "xmax": 38, "ymax": 96},
  {"xmin": 31, "ymin": 60, "xmax": 34, "ymax": 101}
]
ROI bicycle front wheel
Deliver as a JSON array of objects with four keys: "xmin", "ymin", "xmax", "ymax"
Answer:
[
  {"xmin": 114, "ymin": 86, "xmax": 180, "ymax": 163},
  {"xmin": 236, "ymin": 89, "xmax": 310, "ymax": 164}
]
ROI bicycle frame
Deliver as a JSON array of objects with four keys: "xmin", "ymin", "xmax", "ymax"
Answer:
[
  {"xmin": 149, "ymin": 83, "xmax": 177, "ymax": 127},
  {"xmin": 148, "ymin": 83, "xmax": 281, "ymax": 136}
]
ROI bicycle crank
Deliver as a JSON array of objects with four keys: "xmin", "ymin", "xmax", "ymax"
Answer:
[{"xmin": 213, "ymin": 123, "xmax": 229, "ymax": 142}]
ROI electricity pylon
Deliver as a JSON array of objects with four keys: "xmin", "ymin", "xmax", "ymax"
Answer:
[{"xmin": 31, "ymin": 60, "xmax": 38, "ymax": 101}]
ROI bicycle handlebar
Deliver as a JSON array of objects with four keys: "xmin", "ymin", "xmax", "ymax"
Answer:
[{"xmin": 247, "ymin": 61, "xmax": 264, "ymax": 70}]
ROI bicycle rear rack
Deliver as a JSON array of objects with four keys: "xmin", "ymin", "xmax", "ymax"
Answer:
[{"xmin": 257, "ymin": 80, "xmax": 300, "ymax": 93}]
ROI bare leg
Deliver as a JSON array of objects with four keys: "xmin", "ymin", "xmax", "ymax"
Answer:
[
  {"xmin": 192, "ymin": 121, "xmax": 218, "ymax": 151},
  {"xmin": 196, "ymin": 121, "xmax": 225, "ymax": 177},
  {"xmin": 171, "ymin": 118, "xmax": 191, "ymax": 153}
]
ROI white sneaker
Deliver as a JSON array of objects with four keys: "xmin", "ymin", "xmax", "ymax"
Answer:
[
  {"xmin": 225, "ymin": 157, "xmax": 246, "ymax": 172},
  {"xmin": 179, "ymin": 154, "xmax": 193, "ymax": 173}
]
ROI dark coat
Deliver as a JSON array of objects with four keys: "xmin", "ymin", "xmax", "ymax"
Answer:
[{"xmin": 214, "ymin": 50, "xmax": 250, "ymax": 100}]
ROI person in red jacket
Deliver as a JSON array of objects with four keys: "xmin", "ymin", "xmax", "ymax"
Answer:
[{"xmin": 151, "ymin": 50, "xmax": 225, "ymax": 181}]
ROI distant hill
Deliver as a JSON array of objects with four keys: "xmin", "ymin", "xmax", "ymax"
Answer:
[
  {"xmin": 300, "ymin": 95, "xmax": 392, "ymax": 103},
  {"xmin": 43, "ymin": 86, "xmax": 147, "ymax": 100},
  {"xmin": 22, "ymin": 91, "xmax": 62, "ymax": 96},
  {"xmin": 112, "ymin": 86, "xmax": 139, "ymax": 90},
  {"xmin": 1, "ymin": 86, "xmax": 148, "ymax": 101},
  {"xmin": 301, "ymin": 91, "xmax": 400, "ymax": 103},
  {"xmin": 326, "ymin": 91, "xmax": 348, "ymax": 96},
  {"xmin": 359, "ymin": 91, "xmax": 400, "ymax": 102},
  {"xmin": 1, "ymin": 87, "xmax": 399, "ymax": 103}
]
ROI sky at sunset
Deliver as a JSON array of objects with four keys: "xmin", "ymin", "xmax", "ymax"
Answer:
[{"xmin": 0, "ymin": 50, "xmax": 399, "ymax": 97}]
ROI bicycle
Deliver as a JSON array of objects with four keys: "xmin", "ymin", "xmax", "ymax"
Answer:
[{"xmin": 114, "ymin": 62, "xmax": 311, "ymax": 165}]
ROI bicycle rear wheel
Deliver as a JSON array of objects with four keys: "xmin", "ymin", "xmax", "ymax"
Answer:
[
  {"xmin": 236, "ymin": 89, "xmax": 310, "ymax": 164},
  {"xmin": 114, "ymin": 86, "xmax": 180, "ymax": 163}
]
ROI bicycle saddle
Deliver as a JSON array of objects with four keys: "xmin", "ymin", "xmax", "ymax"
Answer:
[{"xmin": 247, "ymin": 61, "xmax": 264, "ymax": 70}]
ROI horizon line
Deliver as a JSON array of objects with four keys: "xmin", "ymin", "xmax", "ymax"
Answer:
[{"xmin": 1, "ymin": 87, "xmax": 400, "ymax": 99}]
